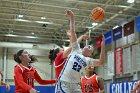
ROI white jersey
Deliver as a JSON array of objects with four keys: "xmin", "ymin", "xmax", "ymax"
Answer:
[{"xmin": 59, "ymin": 41, "xmax": 96, "ymax": 83}]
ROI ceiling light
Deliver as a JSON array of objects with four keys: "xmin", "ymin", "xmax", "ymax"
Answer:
[
  {"xmin": 18, "ymin": 15, "xmax": 23, "ymax": 18},
  {"xmin": 41, "ymin": 17, "xmax": 46, "ymax": 19},
  {"xmin": 5, "ymin": 34, "xmax": 17, "ymax": 37},
  {"xmin": 5, "ymin": 34, "xmax": 37, "ymax": 39},
  {"xmin": 25, "ymin": 36, "xmax": 38, "ymax": 39},
  {"xmin": 63, "ymin": 39, "xmax": 70, "ymax": 42},
  {"xmin": 86, "ymin": 26, "xmax": 92, "ymax": 29},
  {"xmin": 35, "ymin": 21, "xmax": 53, "ymax": 24},
  {"xmin": 118, "ymin": 5, "xmax": 128, "ymax": 8},
  {"xmin": 113, "ymin": 25, "xmax": 119, "ymax": 29},
  {"xmin": 127, "ymin": 0, "xmax": 135, "ymax": 3},
  {"xmin": 15, "ymin": 19, "xmax": 31, "ymax": 22},
  {"xmin": 92, "ymin": 23, "xmax": 98, "ymax": 27},
  {"xmin": 15, "ymin": 19, "xmax": 53, "ymax": 24},
  {"xmin": 86, "ymin": 23, "xmax": 98, "ymax": 29}
]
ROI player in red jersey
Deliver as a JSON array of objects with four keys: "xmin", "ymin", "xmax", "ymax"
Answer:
[
  {"xmin": 49, "ymin": 31, "xmax": 91, "ymax": 79},
  {"xmin": 132, "ymin": 80, "xmax": 140, "ymax": 93},
  {"xmin": 53, "ymin": 48, "xmax": 69, "ymax": 79},
  {"xmin": 81, "ymin": 66, "xmax": 104, "ymax": 93},
  {"xmin": 14, "ymin": 49, "xmax": 56, "ymax": 93},
  {"xmin": 49, "ymin": 31, "xmax": 71, "ymax": 79}
]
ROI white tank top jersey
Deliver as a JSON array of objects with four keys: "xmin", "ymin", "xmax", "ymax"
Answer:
[{"xmin": 59, "ymin": 41, "xmax": 96, "ymax": 83}]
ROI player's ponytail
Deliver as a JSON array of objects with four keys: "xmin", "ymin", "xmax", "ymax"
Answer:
[
  {"xmin": 49, "ymin": 48, "xmax": 60, "ymax": 61},
  {"xmin": 29, "ymin": 55, "xmax": 38, "ymax": 63},
  {"xmin": 49, "ymin": 49, "xmax": 54, "ymax": 61}
]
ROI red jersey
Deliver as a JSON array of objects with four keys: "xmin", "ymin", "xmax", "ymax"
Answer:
[
  {"xmin": 54, "ymin": 52, "xmax": 67, "ymax": 79},
  {"xmin": 14, "ymin": 64, "xmax": 56, "ymax": 93},
  {"xmin": 81, "ymin": 74, "xmax": 100, "ymax": 93}
]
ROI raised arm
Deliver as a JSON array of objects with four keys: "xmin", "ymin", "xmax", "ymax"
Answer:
[
  {"xmin": 66, "ymin": 10, "xmax": 77, "ymax": 44},
  {"xmin": 62, "ymin": 31, "xmax": 72, "ymax": 58},
  {"xmin": 97, "ymin": 76, "xmax": 104, "ymax": 93},
  {"xmin": 34, "ymin": 70, "xmax": 56, "ymax": 85},
  {"xmin": 93, "ymin": 36, "xmax": 105, "ymax": 67}
]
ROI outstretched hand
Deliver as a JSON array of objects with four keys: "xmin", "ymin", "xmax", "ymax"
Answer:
[
  {"xmin": 82, "ymin": 34, "xmax": 92, "ymax": 41},
  {"xmin": 30, "ymin": 88, "xmax": 39, "ymax": 93},
  {"xmin": 101, "ymin": 35, "xmax": 105, "ymax": 46},
  {"xmin": 66, "ymin": 9, "xmax": 74, "ymax": 17},
  {"xmin": 6, "ymin": 84, "xmax": 10, "ymax": 92}
]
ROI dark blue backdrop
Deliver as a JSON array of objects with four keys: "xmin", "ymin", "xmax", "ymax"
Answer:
[{"xmin": 0, "ymin": 85, "xmax": 55, "ymax": 93}]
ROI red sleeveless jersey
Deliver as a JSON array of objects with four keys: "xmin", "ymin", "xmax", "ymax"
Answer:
[
  {"xmin": 81, "ymin": 74, "xmax": 100, "ymax": 93},
  {"xmin": 14, "ymin": 64, "xmax": 35, "ymax": 93},
  {"xmin": 54, "ymin": 52, "xmax": 67, "ymax": 79},
  {"xmin": 14, "ymin": 64, "xmax": 56, "ymax": 93}
]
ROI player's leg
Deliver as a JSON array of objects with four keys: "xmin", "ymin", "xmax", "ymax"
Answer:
[
  {"xmin": 55, "ymin": 81, "xmax": 71, "ymax": 93},
  {"xmin": 72, "ymin": 83, "xmax": 82, "ymax": 93}
]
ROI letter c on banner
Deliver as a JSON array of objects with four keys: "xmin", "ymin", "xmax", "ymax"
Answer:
[{"xmin": 112, "ymin": 84, "xmax": 116, "ymax": 93}]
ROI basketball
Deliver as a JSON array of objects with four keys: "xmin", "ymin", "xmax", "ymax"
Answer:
[{"xmin": 91, "ymin": 7, "xmax": 105, "ymax": 22}]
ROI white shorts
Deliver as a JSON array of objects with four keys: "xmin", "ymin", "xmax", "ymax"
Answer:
[{"xmin": 55, "ymin": 80, "xmax": 82, "ymax": 93}]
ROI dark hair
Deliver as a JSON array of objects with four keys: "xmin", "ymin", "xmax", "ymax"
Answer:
[
  {"xmin": 29, "ymin": 55, "xmax": 38, "ymax": 63},
  {"xmin": 14, "ymin": 50, "xmax": 38, "ymax": 64},
  {"xmin": 14, "ymin": 49, "xmax": 24, "ymax": 63},
  {"xmin": 49, "ymin": 48, "xmax": 60, "ymax": 61}
]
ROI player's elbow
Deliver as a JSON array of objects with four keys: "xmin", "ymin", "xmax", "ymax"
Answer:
[{"xmin": 38, "ymin": 82, "xmax": 46, "ymax": 85}]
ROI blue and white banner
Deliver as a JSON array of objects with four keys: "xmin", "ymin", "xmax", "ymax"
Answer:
[
  {"xmin": 107, "ymin": 51, "xmax": 114, "ymax": 76},
  {"xmin": 123, "ymin": 47, "xmax": 131, "ymax": 74},
  {"xmin": 104, "ymin": 31, "xmax": 112, "ymax": 45},
  {"xmin": 110, "ymin": 80, "xmax": 138, "ymax": 93},
  {"xmin": 113, "ymin": 26, "xmax": 122, "ymax": 41},
  {"xmin": 132, "ymin": 44, "xmax": 140, "ymax": 72},
  {"xmin": 136, "ymin": 16, "xmax": 140, "ymax": 32}
]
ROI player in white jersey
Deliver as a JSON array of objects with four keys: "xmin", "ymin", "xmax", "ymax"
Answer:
[{"xmin": 55, "ymin": 10, "xmax": 105, "ymax": 93}]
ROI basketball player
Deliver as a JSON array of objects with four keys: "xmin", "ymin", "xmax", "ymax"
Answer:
[
  {"xmin": 49, "ymin": 31, "xmax": 91, "ymax": 79},
  {"xmin": 55, "ymin": 10, "xmax": 105, "ymax": 93},
  {"xmin": 14, "ymin": 49, "xmax": 56, "ymax": 93},
  {"xmin": 131, "ymin": 80, "xmax": 140, "ymax": 93},
  {"xmin": 81, "ymin": 66, "xmax": 104, "ymax": 93},
  {"xmin": 0, "ymin": 71, "xmax": 10, "ymax": 91}
]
